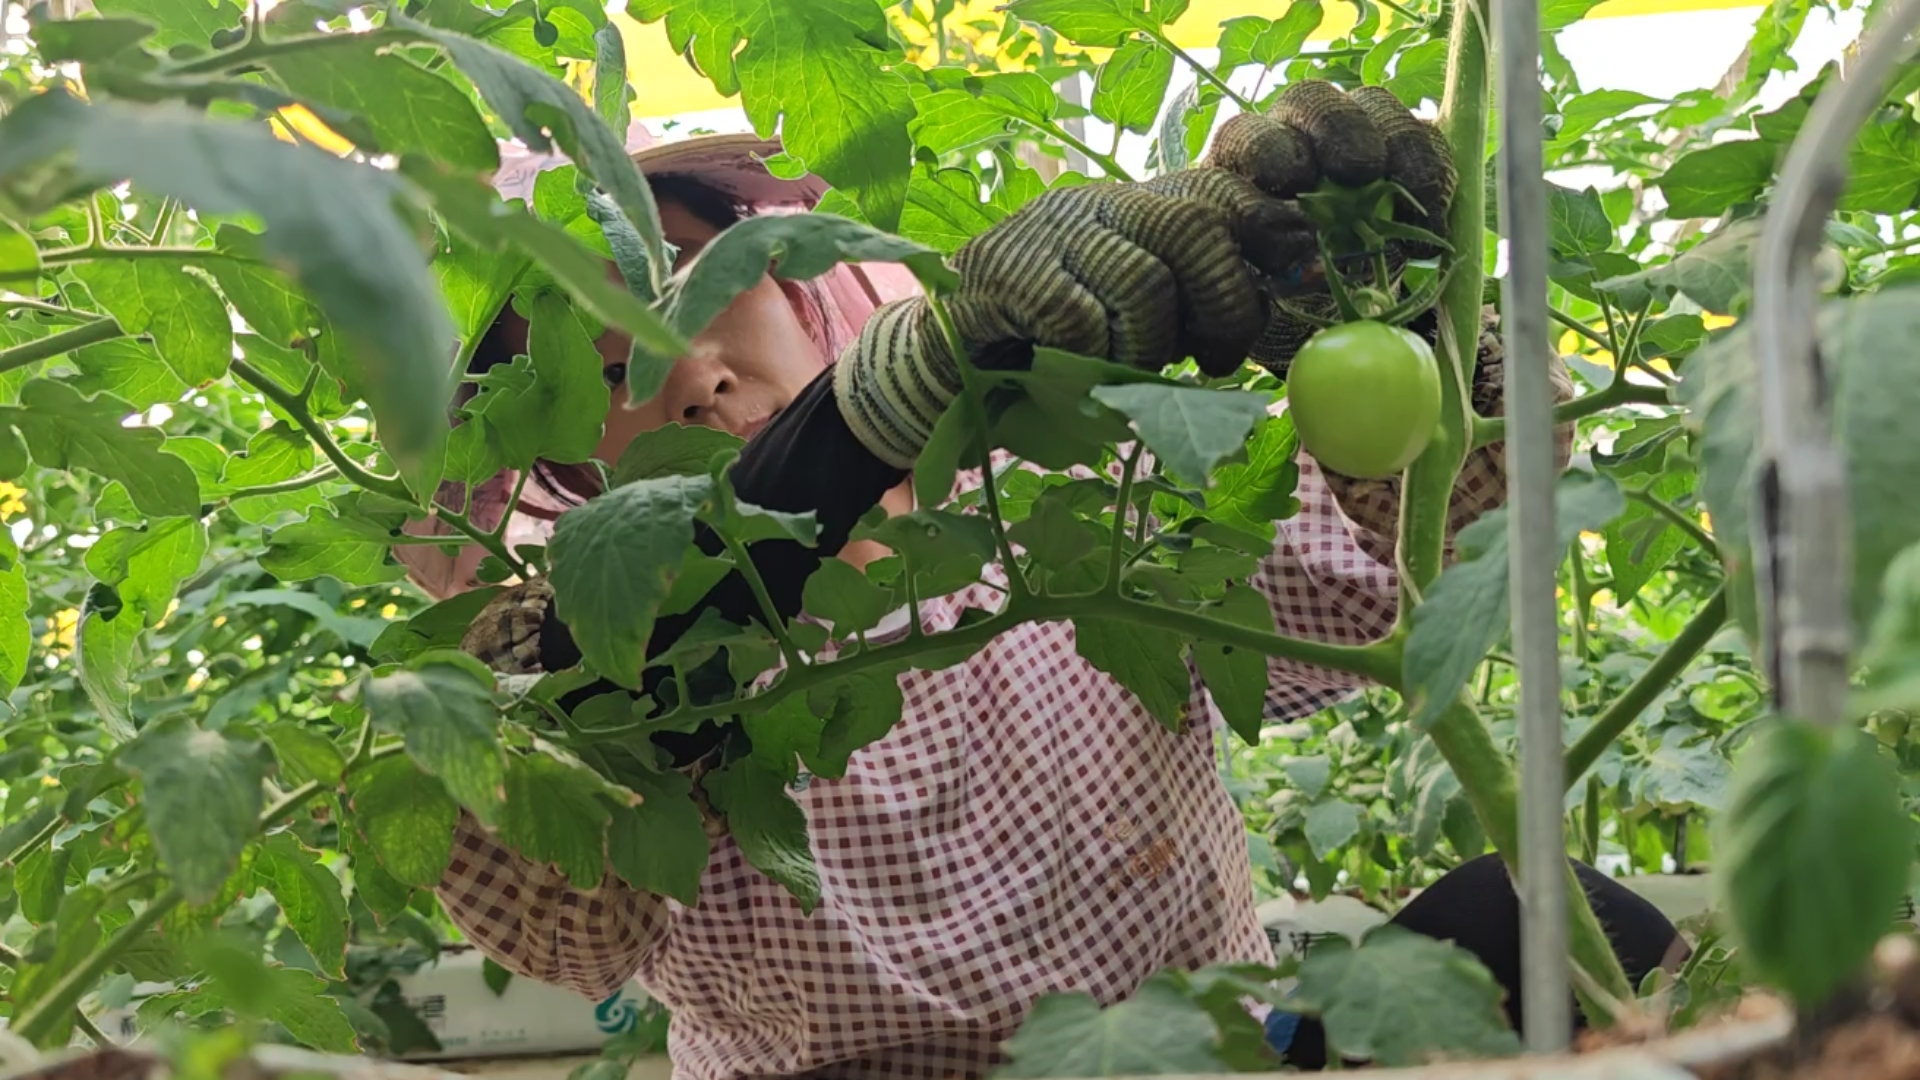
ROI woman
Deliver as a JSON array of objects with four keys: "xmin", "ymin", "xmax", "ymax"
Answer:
[{"xmin": 398, "ymin": 88, "xmax": 1662, "ymax": 1078}]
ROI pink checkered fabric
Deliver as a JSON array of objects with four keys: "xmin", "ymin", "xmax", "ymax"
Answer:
[{"xmin": 433, "ymin": 427, "xmax": 1533, "ymax": 1080}]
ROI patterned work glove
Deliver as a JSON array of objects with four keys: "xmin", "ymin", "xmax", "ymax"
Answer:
[{"xmin": 833, "ymin": 80, "xmax": 1455, "ymax": 468}]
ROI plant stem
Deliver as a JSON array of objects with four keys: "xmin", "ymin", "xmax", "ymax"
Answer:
[
  {"xmin": 1107, "ymin": 445, "xmax": 1144, "ymax": 593},
  {"xmin": 1564, "ymin": 588, "xmax": 1729, "ymax": 788},
  {"xmin": 1581, "ymin": 774, "xmax": 1602, "ymax": 864},
  {"xmin": 437, "ymin": 504, "xmax": 534, "ymax": 579},
  {"xmin": 14, "ymin": 888, "xmax": 185, "ymax": 1046},
  {"xmin": 165, "ymin": 24, "xmax": 416, "ymax": 75},
  {"xmin": 0, "ymin": 941, "xmax": 118, "ymax": 1047},
  {"xmin": 1570, "ymin": 542, "xmax": 1592, "ymax": 661},
  {"xmin": 1473, "ymin": 380, "xmax": 1671, "ymax": 448},
  {"xmin": 1630, "ymin": 488, "xmax": 1715, "ymax": 551},
  {"xmin": 1147, "ymin": 29, "xmax": 1259, "ymax": 112},
  {"xmin": 219, "ymin": 467, "xmax": 339, "ymax": 505},
  {"xmin": 576, "ymin": 590, "xmax": 1400, "ymax": 744},
  {"xmin": 40, "ymin": 246, "xmax": 239, "ymax": 266},
  {"xmin": 0, "ymin": 298, "xmax": 73, "ymax": 317},
  {"xmin": 1024, "ymin": 119, "xmax": 1136, "ymax": 181},
  {"xmin": 5, "ymin": 815, "xmax": 61, "ymax": 866},
  {"xmin": 721, "ymin": 531, "xmax": 805, "ymax": 668},
  {"xmin": 0, "ymin": 318, "xmax": 124, "ymax": 375},
  {"xmin": 229, "ymin": 358, "xmax": 412, "ymax": 502},
  {"xmin": 1425, "ymin": 697, "xmax": 1633, "ymax": 1014},
  {"xmin": 1549, "ymin": 307, "xmax": 1614, "ymax": 353}
]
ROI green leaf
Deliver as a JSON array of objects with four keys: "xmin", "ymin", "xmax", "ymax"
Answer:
[
  {"xmin": 1092, "ymin": 38, "xmax": 1174, "ymax": 134},
  {"xmin": 1547, "ymin": 184, "xmax": 1613, "ymax": 258},
  {"xmin": 499, "ymin": 751, "xmax": 614, "ymax": 889},
  {"xmin": 1717, "ymin": 722, "xmax": 1911, "ymax": 1004},
  {"xmin": 1089, "ymin": 385, "xmax": 1269, "ymax": 485},
  {"xmin": 1403, "ymin": 472, "xmax": 1625, "ymax": 727},
  {"xmin": 208, "ymin": 225, "xmax": 323, "ymax": 349},
  {"xmin": 909, "ymin": 89, "xmax": 1017, "ymax": 156},
  {"xmin": 1655, "ymin": 141, "xmax": 1776, "ymax": 219},
  {"xmin": 0, "ymin": 531, "xmax": 26, "ymax": 697},
  {"xmin": 66, "ymin": 339, "xmax": 189, "ymax": 410},
  {"xmin": 483, "ymin": 958, "xmax": 514, "ymax": 997},
  {"xmin": 1304, "ymin": 798, "xmax": 1363, "ymax": 860},
  {"xmin": 405, "ymin": 162, "xmax": 686, "ymax": 363},
  {"xmin": 1007, "ymin": 485, "xmax": 1103, "ymax": 573},
  {"xmin": 669, "ymin": 214, "xmax": 955, "ymax": 340},
  {"xmin": 13, "ymin": 887, "xmax": 105, "ymax": 1043},
  {"xmin": 25, "ymin": 16, "xmax": 154, "ymax": 62},
  {"xmin": 447, "ymin": 291, "xmax": 610, "ymax": 483},
  {"xmin": 262, "ymin": 499, "xmax": 407, "ymax": 586},
  {"xmin": 365, "ymin": 656, "xmax": 507, "ymax": 826},
  {"xmin": 703, "ymin": 758, "xmax": 819, "ymax": 911},
  {"xmin": 1542, "ymin": 0, "xmax": 1605, "ymax": 30},
  {"xmin": 859, "ymin": 508, "xmax": 997, "ymax": 599},
  {"xmin": 347, "ymin": 757, "xmax": 458, "ymax": 889},
  {"xmin": 193, "ymin": 940, "xmax": 361, "ymax": 1054},
  {"xmin": 1218, "ymin": 5, "xmax": 1322, "ymax": 69},
  {"xmin": 1634, "ymin": 728, "xmax": 1733, "ymax": 812},
  {"xmin": 611, "ymin": 424, "xmax": 744, "ymax": 487},
  {"xmin": 85, "ymin": 517, "xmax": 206, "ymax": 623},
  {"xmin": 70, "ymin": 261, "xmax": 230, "ymax": 385},
  {"xmin": 607, "ymin": 768, "xmax": 711, "ymax": 905},
  {"xmin": 120, "ymin": 723, "xmax": 268, "ymax": 903},
  {"xmin": 1841, "ymin": 118, "xmax": 1920, "ymax": 214},
  {"xmin": 265, "ymin": 43, "xmax": 499, "ymax": 171},
  {"xmin": 913, "ymin": 390, "xmax": 980, "ymax": 510},
  {"xmin": 800, "ymin": 559, "xmax": 897, "ymax": 640},
  {"xmin": 629, "ymin": 0, "xmax": 914, "ymax": 230},
  {"xmin": 1074, "ymin": 618, "xmax": 1191, "ymax": 729},
  {"xmin": 997, "ymin": 975, "xmax": 1230, "ymax": 1077},
  {"xmin": 1605, "ymin": 471, "xmax": 1692, "ymax": 602},
  {"xmin": 1193, "ymin": 586, "xmax": 1274, "ymax": 744},
  {"xmin": 370, "ymin": 586, "xmax": 503, "ymax": 663},
  {"xmin": 1284, "ymin": 755, "xmax": 1331, "ymax": 799},
  {"xmin": 1002, "ymin": 0, "xmax": 1170, "ymax": 46},
  {"xmin": 227, "ymin": 589, "xmax": 387, "ymax": 648},
  {"xmin": 0, "ymin": 92, "xmax": 459, "ymax": 496},
  {"xmin": 265, "ymin": 724, "xmax": 347, "ymax": 787},
  {"xmin": 1293, "ymin": 926, "xmax": 1520, "ymax": 1065},
  {"xmin": 257, "ymin": 833, "xmax": 350, "ymax": 980},
  {"xmin": 76, "ymin": 587, "xmax": 139, "ymax": 742},
  {"xmin": 1550, "ymin": 89, "xmax": 1660, "ymax": 147},
  {"xmin": 0, "ymin": 379, "xmax": 198, "ymax": 517},
  {"xmin": 548, "ymin": 474, "xmax": 714, "ymax": 685},
  {"xmin": 92, "ymin": 0, "xmax": 242, "ymax": 50},
  {"xmin": 1201, "ymin": 413, "xmax": 1300, "ymax": 538},
  {"xmin": 1596, "ymin": 217, "xmax": 1765, "ymax": 316},
  {"xmin": 344, "ymin": 824, "xmax": 414, "ymax": 924},
  {"xmin": 899, "ymin": 165, "xmax": 1007, "ymax": 254},
  {"xmin": 1385, "ymin": 39, "xmax": 1448, "ymax": 107},
  {"xmin": 806, "ymin": 670, "xmax": 905, "ymax": 778}
]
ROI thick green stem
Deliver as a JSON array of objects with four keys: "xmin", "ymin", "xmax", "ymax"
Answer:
[
  {"xmin": 1630, "ymin": 488, "xmax": 1715, "ymax": 552},
  {"xmin": 1107, "ymin": 446, "xmax": 1144, "ymax": 593},
  {"xmin": 14, "ymin": 889, "xmax": 184, "ymax": 1045},
  {"xmin": 1564, "ymin": 588, "xmax": 1729, "ymax": 787},
  {"xmin": 1426, "ymin": 698, "xmax": 1633, "ymax": 1017},
  {"xmin": 1024, "ymin": 119, "xmax": 1136, "ymax": 181},
  {"xmin": 1146, "ymin": 29, "xmax": 1258, "ymax": 112},
  {"xmin": 230, "ymin": 359, "xmax": 411, "ymax": 502},
  {"xmin": 1475, "ymin": 382, "xmax": 1671, "ymax": 449},
  {"xmin": 721, "ymin": 531, "xmax": 805, "ymax": 668},
  {"xmin": 0, "ymin": 318, "xmax": 124, "ymax": 375}
]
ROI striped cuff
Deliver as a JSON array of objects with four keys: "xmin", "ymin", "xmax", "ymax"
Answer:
[{"xmin": 832, "ymin": 298, "xmax": 964, "ymax": 469}]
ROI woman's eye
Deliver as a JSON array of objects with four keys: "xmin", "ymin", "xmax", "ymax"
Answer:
[{"xmin": 603, "ymin": 363, "xmax": 627, "ymax": 388}]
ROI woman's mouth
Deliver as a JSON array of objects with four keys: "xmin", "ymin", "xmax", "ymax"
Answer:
[{"xmin": 737, "ymin": 409, "xmax": 779, "ymax": 440}]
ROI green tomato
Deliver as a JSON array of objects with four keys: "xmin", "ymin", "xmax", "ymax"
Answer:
[{"xmin": 1286, "ymin": 321, "xmax": 1443, "ymax": 480}]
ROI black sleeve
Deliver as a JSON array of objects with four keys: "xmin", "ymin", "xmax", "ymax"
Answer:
[{"xmin": 538, "ymin": 368, "xmax": 907, "ymax": 763}]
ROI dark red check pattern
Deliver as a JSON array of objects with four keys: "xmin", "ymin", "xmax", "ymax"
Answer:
[{"xmin": 435, "ymin": 386, "xmax": 1564, "ymax": 1080}]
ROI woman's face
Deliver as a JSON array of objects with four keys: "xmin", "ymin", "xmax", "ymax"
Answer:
[{"xmin": 592, "ymin": 198, "xmax": 827, "ymax": 462}]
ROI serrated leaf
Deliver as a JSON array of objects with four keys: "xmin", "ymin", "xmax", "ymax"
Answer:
[
  {"xmin": 1293, "ymin": 926, "xmax": 1520, "ymax": 1065},
  {"xmin": 265, "ymin": 42, "xmax": 498, "ymax": 171},
  {"xmin": 1090, "ymin": 385, "xmax": 1269, "ymax": 485},
  {"xmin": 1633, "ymin": 727, "xmax": 1732, "ymax": 812},
  {"xmin": 1303, "ymin": 799, "xmax": 1362, "ymax": 860},
  {"xmin": 499, "ymin": 752, "xmax": 614, "ymax": 889},
  {"xmin": 92, "ymin": 0, "xmax": 242, "ymax": 50},
  {"xmin": 1002, "ymin": 0, "xmax": 1171, "ymax": 46},
  {"xmin": 607, "ymin": 768, "xmax": 711, "ymax": 905},
  {"xmin": 703, "ymin": 758, "xmax": 818, "ymax": 911},
  {"xmin": 262, "ymin": 499, "xmax": 407, "ymax": 586},
  {"xmin": 66, "ymin": 339, "xmax": 189, "ymax": 410},
  {"xmin": 1841, "ymin": 118, "xmax": 1920, "ymax": 214},
  {"xmin": 120, "ymin": 723, "xmax": 267, "ymax": 903},
  {"xmin": 446, "ymin": 290, "xmax": 609, "ymax": 483},
  {"xmin": 548, "ymin": 474, "xmax": 713, "ymax": 685},
  {"xmin": 365, "ymin": 657, "xmax": 507, "ymax": 825},
  {"xmin": 1201, "ymin": 413, "xmax": 1299, "ymax": 538},
  {"xmin": 208, "ymin": 225, "xmax": 322, "ymax": 349},
  {"xmin": 800, "ymin": 559, "xmax": 896, "ymax": 639},
  {"xmin": 76, "ymin": 588, "xmax": 139, "ymax": 741},
  {"xmin": 1285, "ymin": 755, "xmax": 1331, "ymax": 799},
  {"xmin": 1717, "ymin": 723, "xmax": 1911, "ymax": 1004},
  {"xmin": 858, "ymin": 508, "xmax": 997, "ymax": 599},
  {"xmin": 611, "ymin": 424, "xmax": 743, "ymax": 487},
  {"xmin": 806, "ymin": 670, "xmax": 905, "ymax": 778},
  {"xmin": 85, "ymin": 517, "xmax": 206, "ymax": 623},
  {"xmin": 72, "ymin": 261, "xmax": 231, "ymax": 385},
  {"xmin": 1218, "ymin": 5, "xmax": 1322, "ymax": 69},
  {"xmin": 1655, "ymin": 141, "xmax": 1775, "ymax": 219},
  {"xmin": 997, "ymin": 974, "xmax": 1230, "ymax": 1076},
  {"xmin": 257, "ymin": 833, "xmax": 350, "ymax": 979},
  {"xmin": 347, "ymin": 757, "xmax": 457, "ymax": 889},
  {"xmin": 1074, "ymin": 617, "xmax": 1190, "ymax": 728},
  {"xmin": 1403, "ymin": 472, "xmax": 1625, "ymax": 727},
  {"xmin": 669, "ymin": 214, "xmax": 954, "ymax": 341},
  {"xmin": 265, "ymin": 724, "xmax": 347, "ymax": 787},
  {"xmin": 0, "ymin": 380, "xmax": 198, "ymax": 517},
  {"xmin": 1193, "ymin": 585, "xmax": 1274, "ymax": 743},
  {"xmin": 1596, "ymin": 217, "xmax": 1765, "ymax": 316},
  {"xmin": 1092, "ymin": 38, "xmax": 1174, "ymax": 134},
  {"xmin": 1007, "ymin": 486, "xmax": 1103, "ymax": 573},
  {"xmin": 629, "ymin": 0, "xmax": 913, "ymax": 230},
  {"xmin": 370, "ymin": 587, "xmax": 503, "ymax": 663}
]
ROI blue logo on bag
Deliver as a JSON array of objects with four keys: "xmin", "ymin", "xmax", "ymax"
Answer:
[{"xmin": 595, "ymin": 991, "xmax": 640, "ymax": 1035}]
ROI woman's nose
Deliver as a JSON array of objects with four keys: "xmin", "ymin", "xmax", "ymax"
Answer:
[{"xmin": 671, "ymin": 348, "xmax": 735, "ymax": 423}]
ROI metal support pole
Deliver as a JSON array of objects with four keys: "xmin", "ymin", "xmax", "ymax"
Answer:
[
  {"xmin": 1493, "ymin": 0, "xmax": 1569, "ymax": 1053},
  {"xmin": 1751, "ymin": 0, "xmax": 1920, "ymax": 724}
]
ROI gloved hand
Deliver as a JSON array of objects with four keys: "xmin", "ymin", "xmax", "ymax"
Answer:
[{"xmin": 833, "ymin": 80, "xmax": 1455, "ymax": 468}]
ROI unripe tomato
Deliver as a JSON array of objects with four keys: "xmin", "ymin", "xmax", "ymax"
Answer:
[{"xmin": 1286, "ymin": 321, "xmax": 1443, "ymax": 480}]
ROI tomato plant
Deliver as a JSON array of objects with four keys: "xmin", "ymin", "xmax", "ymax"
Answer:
[
  {"xmin": 0, "ymin": 0, "xmax": 1913, "ymax": 1074},
  {"xmin": 1285, "ymin": 321, "xmax": 1441, "ymax": 479}
]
